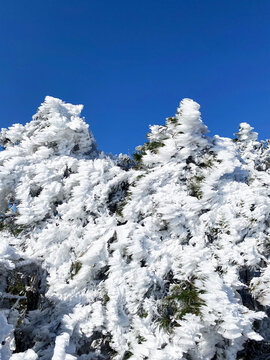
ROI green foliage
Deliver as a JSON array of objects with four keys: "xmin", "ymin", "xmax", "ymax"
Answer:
[
  {"xmin": 0, "ymin": 222, "xmax": 7, "ymax": 232},
  {"xmin": 132, "ymin": 146, "xmax": 146, "ymax": 169},
  {"xmin": 7, "ymin": 273, "xmax": 28, "ymax": 324},
  {"xmin": 201, "ymin": 152, "xmax": 221, "ymax": 169},
  {"xmin": 136, "ymin": 334, "xmax": 146, "ymax": 344},
  {"xmin": 211, "ymin": 217, "xmax": 230, "ymax": 237},
  {"xmin": 166, "ymin": 116, "xmax": 178, "ymax": 125},
  {"xmin": 115, "ymin": 201, "xmax": 126, "ymax": 217},
  {"xmin": 206, "ymin": 219, "xmax": 231, "ymax": 243},
  {"xmin": 70, "ymin": 261, "xmax": 82, "ymax": 280},
  {"xmin": 0, "ymin": 217, "xmax": 25, "ymax": 236},
  {"xmin": 123, "ymin": 351, "xmax": 133, "ymax": 360},
  {"xmin": 16, "ymin": 298, "xmax": 28, "ymax": 322},
  {"xmin": 136, "ymin": 174, "xmax": 145, "ymax": 181},
  {"xmin": 10, "ymin": 225, "xmax": 25, "ymax": 236},
  {"xmin": 250, "ymin": 280, "xmax": 261, "ymax": 293},
  {"xmin": 158, "ymin": 314, "xmax": 172, "ymax": 331},
  {"xmin": 133, "ymin": 141, "xmax": 165, "ymax": 169},
  {"xmin": 187, "ymin": 175, "xmax": 205, "ymax": 199},
  {"xmin": 139, "ymin": 311, "xmax": 148, "ymax": 318},
  {"xmin": 103, "ymin": 292, "xmax": 110, "ymax": 305},
  {"xmin": 157, "ymin": 281, "xmax": 205, "ymax": 333},
  {"xmin": 133, "ymin": 151, "xmax": 144, "ymax": 164},
  {"xmin": 146, "ymin": 141, "xmax": 165, "ymax": 154},
  {"xmin": 7, "ymin": 273, "xmax": 26, "ymax": 296},
  {"xmin": 114, "ymin": 191, "xmax": 131, "ymax": 218},
  {"xmin": 203, "ymin": 158, "xmax": 214, "ymax": 168}
]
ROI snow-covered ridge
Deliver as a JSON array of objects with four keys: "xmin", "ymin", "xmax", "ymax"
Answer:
[{"xmin": 0, "ymin": 97, "xmax": 270, "ymax": 359}]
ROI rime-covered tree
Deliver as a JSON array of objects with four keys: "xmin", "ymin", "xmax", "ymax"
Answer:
[{"xmin": 0, "ymin": 97, "xmax": 270, "ymax": 360}]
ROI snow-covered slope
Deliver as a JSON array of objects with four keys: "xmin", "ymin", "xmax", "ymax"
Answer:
[{"xmin": 0, "ymin": 97, "xmax": 270, "ymax": 360}]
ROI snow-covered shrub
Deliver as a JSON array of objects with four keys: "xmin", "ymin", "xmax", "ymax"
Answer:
[{"xmin": 0, "ymin": 97, "xmax": 270, "ymax": 360}]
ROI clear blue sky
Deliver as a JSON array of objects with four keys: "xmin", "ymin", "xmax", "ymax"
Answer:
[{"xmin": 1, "ymin": 0, "xmax": 270, "ymax": 154}]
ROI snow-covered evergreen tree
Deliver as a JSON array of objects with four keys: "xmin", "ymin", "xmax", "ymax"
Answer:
[{"xmin": 0, "ymin": 97, "xmax": 270, "ymax": 360}]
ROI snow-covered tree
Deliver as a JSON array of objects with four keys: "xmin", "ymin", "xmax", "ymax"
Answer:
[{"xmin": 0, "ymin": 97, "xmax": 270, "ymax": 360}]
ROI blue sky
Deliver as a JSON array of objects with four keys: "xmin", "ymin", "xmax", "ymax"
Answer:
[{"xmin": 1, "ymin": 0, "xmax": 270, "ymax": 154}]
